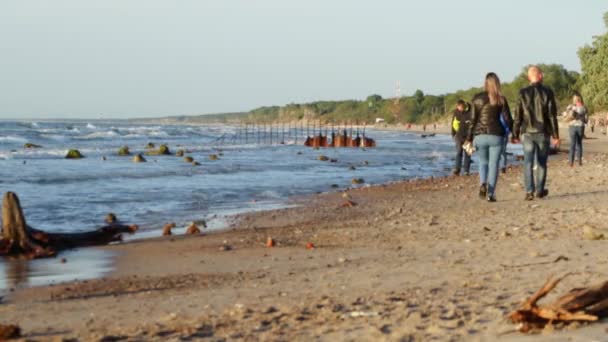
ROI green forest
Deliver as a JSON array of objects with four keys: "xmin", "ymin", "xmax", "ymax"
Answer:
[{"xmin": 241, "ymin": 12, "xmax": 608, "ymax": 125}]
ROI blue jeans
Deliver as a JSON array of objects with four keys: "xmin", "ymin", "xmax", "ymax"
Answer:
[
  {"xmin": 522, "ymin": 133, "xmax": 550, "ymax": 194},
  {"xmin": 474, "ymin": 134, "xmax": 503, "ymax": 196},
  {"xmin": 568, "ymin": 125, "xmax": 583, "ymax": 165}
]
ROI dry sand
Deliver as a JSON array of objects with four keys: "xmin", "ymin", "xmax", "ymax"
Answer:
[{"xmin": 2, "ymin": 127, "xmax": 608, "ymax": 341}]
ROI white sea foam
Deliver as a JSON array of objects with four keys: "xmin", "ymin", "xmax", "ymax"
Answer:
[
  {"xmin": 0, "ymin": 136, "xmax": 27, "ymax": 143},
  {"xmin": 77, "ymin": 131, "xmax": 119, "ymax": 140}
]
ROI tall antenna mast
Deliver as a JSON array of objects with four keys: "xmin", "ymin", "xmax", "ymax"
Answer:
[{"xmin": 394, "ymin": 80, "xmax": 401, "ymax": 105}]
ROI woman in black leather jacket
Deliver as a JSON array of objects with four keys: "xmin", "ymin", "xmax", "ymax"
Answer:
[{"xmin": 466, "ymin": 73, "xmax": 513, "ymax": 202}]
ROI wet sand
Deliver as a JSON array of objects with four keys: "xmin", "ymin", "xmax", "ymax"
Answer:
[{"xmin": 2, "ymin": 126, "xmax": 608, "ymax": 341}]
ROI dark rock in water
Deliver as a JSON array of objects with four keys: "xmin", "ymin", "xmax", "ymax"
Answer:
[
  {"xmin": 318, "ymin": 155, "xmax": 329, "ymax": 161},
  {"xmin": 209, "ymin": 154, "xmax": 219, "ymax": 161},
  {"xmin": 102, "ymin": 156, "xmax": 107, "ymax": 161},
  {"xmin": 105, "ymin": 213, "xmax": 117, "ymax": 224},
  {"xmin": 349, "ymin": 166, "xmax": 357, "ymax": 170},
  {"xmin": 351, "ymin": 178, "xmax": 365, "ymax": 185},
  {"xmin": 145, "ymin": 144, "xmax": 171, "ymax": 156},
  {"xmin": 146, "ymin": 142, "xmax": 155, "ymax": 149},
  {"xmin": 330, "ymin": 158, "xmax": 338, "ymax": 163},
  {"xmin": 297, "ymin": 152, "xmax": 303, "ymax": 155},
  {"xmin": 184, "ymin": 156, "xmax": 194, "ymax": 163},
  {"xmin": 118, "ymin": 146, "xmax": 130, "ymax": 156},
  {"xmin": 24, "ymin": 143, "xmax": 42, "ymax": 149},
  {"xmin": 133, "ymin": 153, "xmax": 147, "ymax": 163},
  {"xmin": 218, "ymin": 152, "xmax": 224, "ymax": 156},
  {"xmin": 158, "ymin": 144, "xmax": 170, "ymax": 155},
  {"xmin": 331, "ymin": 184, "xmax": 340, "ymax": 188},
  {"xmin": 192, "ymin": 161, "xmax": 201, "ymax": 166},
  {"xmin": 65, "ymin": 149, "xmax": 84, "ymax": 159},
  {"xmin": 176, "ymin": 149, "xmax": 185, "ymax": 157}
]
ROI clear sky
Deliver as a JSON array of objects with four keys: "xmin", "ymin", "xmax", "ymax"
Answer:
[{"xmin": 0, "ymin": 1, "xmax": 606, "ymax": 119}]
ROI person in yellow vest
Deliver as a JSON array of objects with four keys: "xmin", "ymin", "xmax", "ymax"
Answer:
[{"xmin": 451, "ymin": 99, "xmax": 472, "ymax": 175}]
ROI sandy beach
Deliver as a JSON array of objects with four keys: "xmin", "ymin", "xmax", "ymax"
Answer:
[{"xmin": 2, "ymin": 126, "xmax": 608, "ymax": 341}]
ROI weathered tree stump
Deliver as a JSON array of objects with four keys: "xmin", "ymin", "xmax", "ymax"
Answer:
[
  {"xmin": 0, "ymin": 192, "xmax": 138, "ymax": 259},
  {"xmin": 509, "ymin": 274, "xmax": 608, "ymax": 333}
]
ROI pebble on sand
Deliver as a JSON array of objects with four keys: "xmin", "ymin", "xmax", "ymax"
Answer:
[{"xmin": 266, "ymin": 237, "xmax": 276, "ymax": 248}]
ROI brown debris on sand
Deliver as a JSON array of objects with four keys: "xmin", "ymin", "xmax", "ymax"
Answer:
[{"xmin": 509, "ymin": 274, "xmax": 608, "ymax": 333}]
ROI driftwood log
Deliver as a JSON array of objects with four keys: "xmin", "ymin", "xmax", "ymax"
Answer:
[
  {"xmin": 509, "ymin": 274, "xmax": 608, "ymax": 333},
  {"xmin": 0, "ymin": 192, "xmax": 138, "ymax": 259}
]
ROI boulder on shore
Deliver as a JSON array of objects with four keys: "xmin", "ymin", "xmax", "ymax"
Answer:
[
  {"xmin": 118, "ymin": 146, "xmax": 130, "ymax": 156},
  {"xmin": 65, "ymin": 149, "xmax": 84, "ymax": 159}
]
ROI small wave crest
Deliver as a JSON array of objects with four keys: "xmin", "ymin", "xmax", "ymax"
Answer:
[{"xmin": 0, "ymin": 135, "xmax": 27, "ymax": 143}]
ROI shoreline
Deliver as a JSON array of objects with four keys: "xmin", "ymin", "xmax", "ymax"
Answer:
[{"xmin": 2, "ymin": 127, "xmax": 608, "ymax": 340}]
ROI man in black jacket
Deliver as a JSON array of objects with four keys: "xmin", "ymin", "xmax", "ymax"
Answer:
[
  {"xmin": 451, "ymin": 100, "xmax": 472, "ymax": 175},
  {"xmin": 512, "ymin": 66, "xmax": 560, "ymax": 201}
]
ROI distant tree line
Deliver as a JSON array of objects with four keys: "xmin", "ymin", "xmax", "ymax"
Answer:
[{"xmin": 247, "ymin": 63, "xmax": 580, "ymax": 124}]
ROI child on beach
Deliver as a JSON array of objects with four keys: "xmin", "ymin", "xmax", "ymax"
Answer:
[{"xmin": 451, "ymin": 100, "xmax": 472, "ymax": 176}]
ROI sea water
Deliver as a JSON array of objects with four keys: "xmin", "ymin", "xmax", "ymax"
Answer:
[{"xmin": 0, "ymin": 120, "xmax": 502, "ymax": 289}]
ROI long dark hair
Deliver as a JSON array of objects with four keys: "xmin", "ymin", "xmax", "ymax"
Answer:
[{"xmin": 485, "ymin": 73, "xmax": 505, "ymax": 106}]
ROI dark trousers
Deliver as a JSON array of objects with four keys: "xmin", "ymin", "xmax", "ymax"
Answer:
[{"xmin": 453, "ymin": 137, "xmax": 471, "ymax": 174}]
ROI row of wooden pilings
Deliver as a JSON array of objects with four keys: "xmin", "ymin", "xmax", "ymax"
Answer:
[{"xmin": 213, "ymin": 122, "xmax": 376, "ymax": 148}]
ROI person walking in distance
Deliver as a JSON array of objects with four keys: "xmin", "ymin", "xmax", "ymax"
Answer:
[
  {"xmin": 563, "ymin": 94, "xmax": 588, "ymax": 166},
  {"xmin": 512, "ymin": 66, "xmax": 560, "ymax": 201},
  {"xmin": 466, "ymin": 73, "xmax": 512, "ymax": 202},
  {"xmin": 451, "ymin": 100, "xmax": 472, "ymax": 176}
]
